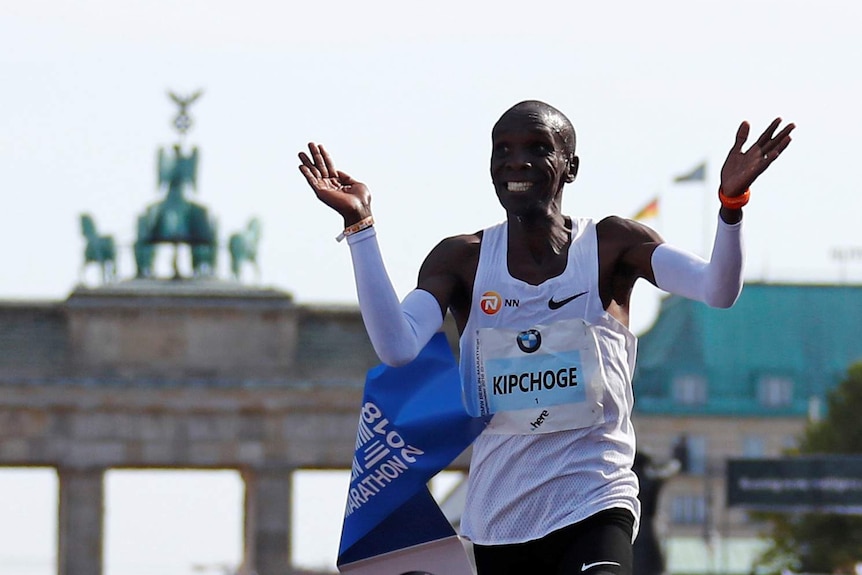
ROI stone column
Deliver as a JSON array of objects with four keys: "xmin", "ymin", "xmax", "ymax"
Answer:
[
  {"xmin": 241, "ymin": 467, "xmax": 293, "ymax": 575},
  {"xmin": 57, "ymin": 467, "xmax": 105, "ymax": 575}
]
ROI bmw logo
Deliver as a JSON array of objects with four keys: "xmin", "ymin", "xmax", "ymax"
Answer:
[{"xmin": 516, "ymin": 329, "xmax": 542, "ymax": 353}]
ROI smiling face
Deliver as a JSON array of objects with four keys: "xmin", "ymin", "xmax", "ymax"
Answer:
[{"xmin": 490, "ymin": 101, "xmax": 579, "ymax": 219}]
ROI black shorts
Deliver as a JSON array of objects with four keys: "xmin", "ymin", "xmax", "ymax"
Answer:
[{"xmin": 472, "ymin": 507, "xmax": 634, "ymax": 575}]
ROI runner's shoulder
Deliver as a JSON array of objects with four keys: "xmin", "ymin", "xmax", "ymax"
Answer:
[
  {"xmin": 422, "ymin": 231, "xmax": 482, "ymax": 274},
  {"xmin": 596, "ymin": 214, "xmax": 662, "ymax": 245},
  {"xmin": 433, "ymin": 231, "xmax": 483, "ymax": 256}
]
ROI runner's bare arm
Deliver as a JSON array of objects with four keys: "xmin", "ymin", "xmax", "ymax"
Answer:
[
  {"xmin": 417, "ymin": 234, "xmax": 482, "ymax": 336},
  {"xmin": 596, "ymin": 216, "xmax": 664, "ymax": 325}
]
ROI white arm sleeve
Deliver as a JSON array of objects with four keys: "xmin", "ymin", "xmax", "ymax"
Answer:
[
  {"xmin": 347, "ymin": 227, "xmax": 444, "ymax": 366},
  {"xmin": 651, "ymin": 215, "xmax": 744, "ymax": 308}
]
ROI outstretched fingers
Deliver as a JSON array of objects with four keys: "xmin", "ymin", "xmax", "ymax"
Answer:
[
  {"xmin": 753, "ymin": 117, "xmax": 782, "ymax": 149},
  {"xmin": 760, "ymin": 121, "xmax": 795, "ymax": 161},
  {"xmin": 731, "ymin": 121, "xmax": 751, "ymax": 154},
  {"xmin": 309, "ymin": 142, "xmax": 337, "ymax": 179},
  {"xmin": 299, "ymin": 142, "xmax": 343, "ymax": 189},
  {"xmin": 318, "ymin": 144, "xmax": 338, "ymax": 179},
  {"xmin": 296, "ymin": 143, "xmax": 372, "ymax": 225},
  {"xmin": 773, "ymin": 125, "xmax": 794, "ymax": 155},
  {"xmin": 299, "ymin": 142, "xmax": 334, "ymax": 174},
  {"xmin": 298, "ymin": 163, "xmax": 317, "ymax": 190},
  {"xmin": 298, "ymin": 145, "xmax": 321, "ymax": 180},
  {"xmin": 720, "ymin": 117, "xmax": 795, "ymax": 197}
]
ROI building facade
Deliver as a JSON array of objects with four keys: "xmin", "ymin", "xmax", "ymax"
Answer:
[{"xmin": 632, "ymin": 283, "xmax": 862, "ymax": 572}]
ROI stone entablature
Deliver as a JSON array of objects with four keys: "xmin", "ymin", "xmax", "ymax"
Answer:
[{"xmin": 0, "ymin": 383, "xmax": 362, "ymax": 471}]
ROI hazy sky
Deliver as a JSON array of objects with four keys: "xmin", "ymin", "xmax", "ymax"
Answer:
[{"xmin": 2, "ymin": 0, "xmax": 862, "ymax": 572}]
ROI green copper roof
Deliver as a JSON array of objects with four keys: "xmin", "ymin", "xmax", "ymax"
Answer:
[{"xmin": 633, "ymin": 283, "xmax": 862, "ymax": 417}]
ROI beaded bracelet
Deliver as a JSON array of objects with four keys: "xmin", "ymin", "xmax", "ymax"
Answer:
[
  {"xmin": 718, "ymin": 188, "xmax": 750, "ymax": 210},
  {"xmin": 336, "ymin": 216, "xmax": 374, "ymax": 242}
]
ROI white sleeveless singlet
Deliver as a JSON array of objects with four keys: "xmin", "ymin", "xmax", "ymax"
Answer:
[{"xmin": 458, "ymin": 218, "xmax": 641, "ymax": 545}]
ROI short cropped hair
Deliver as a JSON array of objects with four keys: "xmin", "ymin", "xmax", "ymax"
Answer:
[{"xmin": 497, "ymin": 100, "xmax": 577, "ymax": 159}]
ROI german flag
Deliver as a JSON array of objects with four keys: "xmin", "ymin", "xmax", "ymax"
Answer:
[{"xmin": 632, "ymin": 197, "xmax": 659, "ymax": 221}]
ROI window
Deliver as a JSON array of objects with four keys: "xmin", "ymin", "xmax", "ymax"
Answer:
[
  {"xmin": 781, "ymin": 435, "xmax": 799, "ymax": 454},
  {"xmin": 757, "ymin": 376, "xmax": 793, "ymax": 407},
  {"xmin": 672, "ymin": 374, "xmax": 707, "ymax": 406},
  {"xmin": 685, "ymin": 435, "xmax": 708, "ymax": 475},
  {"xmin": 741, "ymin": 434, "xmax": 766, "ymax": 458},
  {"xmin": 671, "ymin": 494, "xmax": 706, "ymax": 525},
  {"xmin": 808, "ymin": 395, "xmax": 823, "ymax": 422}
]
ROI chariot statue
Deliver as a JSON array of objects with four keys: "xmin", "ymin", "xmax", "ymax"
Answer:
[
  {"xmin": 134, "ymin": 90, "xmax": 218, "ymax": 279},
  {"xmin": 79, "ymin": 89, "xmax": 265, "ymax": 285}
]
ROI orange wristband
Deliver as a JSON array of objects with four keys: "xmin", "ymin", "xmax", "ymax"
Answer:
[{"xmin": 718, "ymin": 188, "xmax": 750, "ymax": 210}]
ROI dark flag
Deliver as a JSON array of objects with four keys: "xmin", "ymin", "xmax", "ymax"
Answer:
[{"xmin": 673, "ymin": 162, "xmax": 706, "ymax": 183}]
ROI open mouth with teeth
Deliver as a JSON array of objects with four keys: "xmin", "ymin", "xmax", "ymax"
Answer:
[{"xmin": 507, "ymin": 181, "xmax": 534, "ymax": 192}]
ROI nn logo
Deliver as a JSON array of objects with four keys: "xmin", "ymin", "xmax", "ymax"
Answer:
[
  {"xmin": 480, "ymin": 291, "xmax": 519, "ymax": 315},
  {"xmin": 480, "ymin": 291, "xmax": 501, "ymax": 315}
]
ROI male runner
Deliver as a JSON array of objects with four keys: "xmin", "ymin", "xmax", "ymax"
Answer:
[{"xmin": 299, "ymin": 101, "xmax": 793, "ymax": 575}]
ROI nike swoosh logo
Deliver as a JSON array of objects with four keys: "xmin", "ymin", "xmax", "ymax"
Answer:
[
  {"xmin": 548, "ymin": 290, "xmax": 589, "ymax": 310},
  {"xmin": 581, "ymin": 561, "xmax": 621, "ymax": 572}
]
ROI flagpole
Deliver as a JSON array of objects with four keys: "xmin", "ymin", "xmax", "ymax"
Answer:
[
  {"xmin": 672, "ymin": 161, "xmax": 708, "ymax": 257},
  {"xmin": 658, "ymin": 191, "xmax": 664, "ymax": 235},
  {"xmin": 702, "ymin": 167, "xmax": 709, "ymax": 258}
]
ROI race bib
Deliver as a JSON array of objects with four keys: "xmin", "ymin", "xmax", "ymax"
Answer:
[{"xmin": 468, "ymin": 318, "xmax": 606, "ymax": 434}]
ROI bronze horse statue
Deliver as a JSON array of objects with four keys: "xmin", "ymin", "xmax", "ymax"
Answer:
[
  {"xmin": 228, "ymin": 218, "xmax": 261, "ymax": 281},
  {"xmin": 80, "ymin": 213, "xmax": 117, "ymax": 284}
]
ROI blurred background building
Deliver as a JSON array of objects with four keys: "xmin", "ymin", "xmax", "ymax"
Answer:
[{"xmin": 632, "ymin": 283, "xmax": 862, "ymax": 573}]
